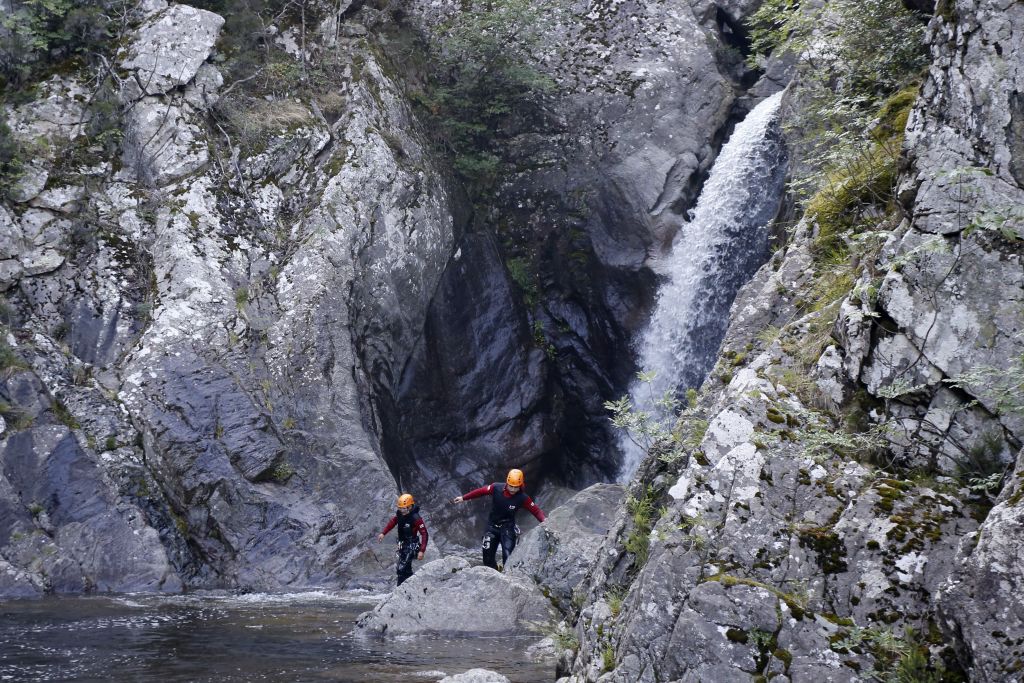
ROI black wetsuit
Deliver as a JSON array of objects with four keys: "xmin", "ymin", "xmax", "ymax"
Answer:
[
  {"xmin": 380, "ymin": 505, "xmax": 428, "ymax": 586},
  {"xmin": 461, "ymin": 483, "xmax": 545, "ymax": 570}
]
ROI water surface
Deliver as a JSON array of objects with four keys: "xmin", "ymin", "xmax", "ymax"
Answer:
[{"xmin": 0, "ymin": 591, "xmax": 555, "ymax": 682}]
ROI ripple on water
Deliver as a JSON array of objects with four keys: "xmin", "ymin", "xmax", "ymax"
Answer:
[{"xmin": 0, "ymin": 591, "xmax": 555, "ymax": 682}]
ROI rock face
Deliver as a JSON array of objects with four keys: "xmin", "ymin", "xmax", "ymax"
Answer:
[
  {"xmin": 354, "ymin": 556, "xmax": 557, "ymax": 637},
  {"xmin": 507, "ymin": 483, "xmax": 624, "ymax": 613},
  {"xmin": 1, "ymin": 2, "xmax": 459, "ymax": 593},
  {"xmin": 937, "ymin": 446, "xmax": 1024, "ymax": 682},
  {"xmin": 1, "ymin": 0, "xmax": 786, "ymax": 595},
  {"xmin": 553, "ymin": 1, "xmax": 1024, "ymax": 681},
  {"xmin": 385, "ymin": 0, "xmax": 777, "ymax": 527},
  {"xmin": 839, "ymin": 0, "xmax": 1024, "ymax": 470},
  {"xmin": 0, "ymin": 350, "xmax": 180, "ymax": 595},
  {"xmin": 561, "ymin": 366, "xmax": 976, "ymax": 682}
]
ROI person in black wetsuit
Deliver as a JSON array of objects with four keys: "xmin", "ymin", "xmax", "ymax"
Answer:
[
  {"xmin": 450, "ymin": 469, "xmax": 546, "ymax": 570},
  {"xmin": 377, "ymin": 493, "xmax": 429, "ymax": 586}
]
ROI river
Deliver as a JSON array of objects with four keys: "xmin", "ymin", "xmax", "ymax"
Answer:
[{"xmin": 0, "ymin": 591, "xmax": 555, "ymax": 682}]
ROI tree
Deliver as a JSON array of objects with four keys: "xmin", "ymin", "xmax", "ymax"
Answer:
[
  {"xmin": 0, "ymin": 0, "xmax": 112, "ymax": 89},
  {"xmin": 417, "ymin": 0, "xmax": 556, "ymax": 192}
]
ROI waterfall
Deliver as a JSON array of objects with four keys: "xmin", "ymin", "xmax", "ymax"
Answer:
[{"xmin": 618, "ymin": 91, "xmax": 788, "ymax": 480}]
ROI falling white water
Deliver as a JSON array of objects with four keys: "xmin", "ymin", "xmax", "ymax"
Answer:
[{"xmin": 618, "ymin": 91, "xmax": 788, "ymax": 481}]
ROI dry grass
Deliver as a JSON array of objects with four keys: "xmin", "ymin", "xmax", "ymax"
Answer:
[{"xmin": 218, "ymin": 97, "xmax": 314, "ymax": 152}]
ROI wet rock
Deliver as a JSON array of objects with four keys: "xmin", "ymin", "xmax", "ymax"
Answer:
[
  {"xmin": 507, "ymin": 483, "xmax": 625, "ymax": 612},
  {"xmin": 0, "ymin": 558, "xmax": 43, "ymax": 598},
  {"xmin": 437, "ymin": 670, "xmax": 511, "ymax": 683},
  {"xmin": 392, "ymin": 0, "xmax": 772, "ymax": 505},
  {"xmin": 0, "ymin": 376, "xmax": 180, "ymax": 594},
  {"xmin": 354, "ymin": 556, "xmax": 557, "ymax": 637},
  {"xmin": 379, "ymin": 234, "xmax": 552, "ymax": 535}
]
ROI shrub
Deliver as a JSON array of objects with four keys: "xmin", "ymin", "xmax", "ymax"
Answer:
[
  {"xmin": 0, "ymin": 120, "xmax": 26, "ymax": 199},
  {"xmin": 622, "ymin": 486, "xmax": 659, "ymax": 569},
  {"xmin": 749, "ymin": 0, "xmax": 926, "ymax": 95},
  {"xmin": 0, "ymin": 0, "xmax": 113, "ymax": 90},
  {"xmin": 748, "ymin": 0, "xmax": 928, "ymax": 208},
  {"xmin": 414, "ymin": 0, "xmax": 556, "ymax": 193}
]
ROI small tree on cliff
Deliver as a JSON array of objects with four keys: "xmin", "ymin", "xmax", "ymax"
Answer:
[
  {"xmin": 746, "ymin": 0, "xmax": 929, "ymax": 203},
  {"xmin": 417, "ymin": 0, "xmax": 556, "ymax": 192},
  {"xmin": 0, "ymin": 0, "xmax": 114, "ymax": 90}
]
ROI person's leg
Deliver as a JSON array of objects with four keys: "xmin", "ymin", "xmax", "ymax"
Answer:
[
  {"xmin": 482, "ymin": 528, "xmax": 500, "ymax": 569},
  {"xmin": 396, "ymin": 544, "xmax": 415, "ymax": 586},
  {"xmin": 499, "ymin": 524, "xmax": 518, "ymax": 567}
]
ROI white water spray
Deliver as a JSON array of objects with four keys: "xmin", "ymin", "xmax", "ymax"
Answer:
[{"xmin": 618, "ymin": 91, "xmax": 788, "ymax": 480}]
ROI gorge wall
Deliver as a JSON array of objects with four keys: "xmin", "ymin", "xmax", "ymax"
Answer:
[
  {"xmin": 556, "ymin": 1, "xmax": 1024, "ymax": 681},
  {"xmin": 2, "ymin": 1, "xmax": 1023, "ymax": 681},
  {"xmin": 0, "ymin": 0, "xmax": 772, "ymax": 592}
]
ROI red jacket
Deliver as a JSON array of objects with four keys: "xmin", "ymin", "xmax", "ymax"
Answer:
[
  {"xmin": 461, "ymin": 484, "xmax": 546, "ymax": 522},
  {"xmin": 380, "ymin": 512, "xmax": 428, "ymax": 553}
]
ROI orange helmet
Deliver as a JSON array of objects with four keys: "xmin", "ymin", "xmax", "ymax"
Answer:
[
  {"xmin": 397, "ymin": 493, "xmax": 414, "ymax": 509},
  {"xmin": 506, "ymin": 469, "xmax": 524, "ymax": 487}
]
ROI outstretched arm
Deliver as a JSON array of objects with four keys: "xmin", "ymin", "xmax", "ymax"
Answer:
[
  {"xmin": 452, "ymin": 484, "xmax": 494, "ymax": 504},
  {"xmin": 523, "ymin": 496, "xmax": 545, "ymax": 523},
  {"xmin": 376, "ymin": 516, "xmax": 397, "ymax": 542}
]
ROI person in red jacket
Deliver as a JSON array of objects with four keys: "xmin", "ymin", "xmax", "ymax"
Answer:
[
  {"xmin": 450, "ymin": 469, "xmax": 545, "ymax": 570},
  {"xmin": 377, "ymin": 493, "xmax": 429, "ymax": 586}
]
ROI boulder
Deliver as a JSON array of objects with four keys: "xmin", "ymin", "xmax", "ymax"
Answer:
[
  {"xmin": 120, "ymin": 4, "xmax": 224, "ymax": 97},
  {"xmin": 437, "ymin": 670, "xmax": 511, "ymax": 683},
  {"xmin": 355, "ymin": 556, "xmax": 557, "ymax": 637},
  {"xmin": 506, "ymin": 483, "xmax": 625, "ymax": 612}
]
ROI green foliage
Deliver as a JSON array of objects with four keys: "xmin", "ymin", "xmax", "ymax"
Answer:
[
  {"xmin": 51, "ymin": 400, "xmax": 79, "ymax": 429},
  {"xmin": 201, "ymin": 0, "xmax": 349, "ymax": 158},
  {"xmin": 267, "ymin": 460, "xmax": 295, "ymax": 483},
  {"xmin": 531, "ymin": 319, "xmax": 557, "ymax": 359},
  {"xmin": 0, "ymin": 120, "xmax": 27, "ymax": 199},
  {"xmin": 748, "ymin": 0, "xmax": 927, "ymax": 221},
  {"xmin": 0, "ymin": 0, "xmax": 113, "ymax": 90},
  {"xmin": 414, "ymin": 0, "xmax": 556, "ymax": 193},
  {"xmin": 623, "ymin": 485, "xmax": 658, "ymax": 569},
  {"xmin": 796, "ymin": 408, "xmax": 889, "ymax": 463},
  {"xmin": 0, "ymin": 333, "xmax": 28, "ymax": 375},
  {"xmin": 748, "ymin": 0, "xmax": 926, "ymax": 99},
  {"xmin": 948, "ymin": 430, "xmax": 1009, "ymax": 500},
  {"xmin": 606, "ymin": 585, "xmax": 625, "ymax": 617},
  {"xmin": 549, "ymin": 622, "xmax": 579, "ymax": 652},
  {"xmin": 601, "ymin": 644, "xmax": 615, "ymax": 673},
  {"xmin": 506, "ymin": 256, "xmax": 538, "ymax": 306},
  {"xmin": 0, "ymin": 400, "xmax": 34, "ymax": 431},
  {"xmin": 604, "ymin": 370, "xmax": 681, "ymax": 455},
  {"xmin": 832, "ymin": 625, "xmax": 957, "ymax": 682},
  {"xmin": 804, "ymin": 88, "xmax": 916, "ymax": 258}
]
